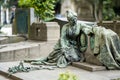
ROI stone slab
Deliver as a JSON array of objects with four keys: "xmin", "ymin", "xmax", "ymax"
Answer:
[
  {"xmin": 0, "ymin": 40, "xmax": 56, "ymax": 62},
  {"xmin": 0, "ymin": 75, "xmax": 11, "ymax": 80},
  {"xmin": 39, "ymin": 41, "xmax": 57, "ymax": 57},
  {"xmin": 14, "ymin": 48, "xmax": 29, "ymax": 61},
  {"xmin": 1, "ymin": 61, "xmax": 120, "ymax": 80},
  {"xmin": 28, "ymin": 46, "xmax": 40, "ymax": 58},
  {"xmin": 0, "ymin": 51, "xmax": 14, "ymax": 62},
  {"xmin": 72, "ymin": 62, "xmax": 106, "ymax": 71}
]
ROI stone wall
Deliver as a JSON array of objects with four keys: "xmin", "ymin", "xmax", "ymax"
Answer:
[
  {"xmin": 0, "ymin": 41, "xmax": 57, "ymax": 62},
  {"xmin": 97, "ymin": 21, "xmax": 120, "ymax": 37}
]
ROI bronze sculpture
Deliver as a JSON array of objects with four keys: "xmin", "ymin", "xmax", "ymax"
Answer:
[
  {"xmin": 42, "ymin": 10, "xmax": 120, "ymax": 69},
  {"xmin": 8, "ymin": 10, "xmax": 120, "ymax": 74},
  {"xmin": 83, "ymin": 25, "xmax": 120, "ymax": 69},
  {"xmin": 24, "ymin": 10, "xmax": 91, "ymax": 67}
]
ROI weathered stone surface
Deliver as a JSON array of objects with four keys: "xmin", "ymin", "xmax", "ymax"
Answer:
[
  {"xmin": 39, "ymin": 41, "xmax": 57, "ymax": 57},
  {"xmin": 0, "ymin": 75, "xmax": 11, "ymax": 80},
  {"xmin": 0, "ymin": 36, "xmax": 26, "ymax": 45},
  {"xmin": 0, "ymin": 51, "xmax": 14, "ymax": 62},
  {"xmin": 14, "ymin": 49, "xmax": 29, "ymax": 61},
  {"xmin": 28, "ymin": 45, "xmax": 40, "ymax": 59},
  {"xmin": 1, "ymin": 61, "xmax": 120, "ymax": 80},
  {"xmin": 29, "ymin": 22, "xmax": 60, "ymax": 41},
  {"xmin": 0, "ymin": 37, "xmax": 8, "ymax": 44},
  {"xmin": 0, "ymin": 41, "xmax": 57, "ymax": 62},
  {"xmin": 72, "ymin": 62, "xmax": 106, "ymax": 71}
]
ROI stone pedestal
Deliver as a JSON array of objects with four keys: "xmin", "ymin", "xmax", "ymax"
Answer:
[
  {"xmin": 72, "ymin": 62, "xmax": 106, "ymax": 71},
  {"xmin": 29, "ymin": 22, "xmax": 60, "ymax": 41},
  {"xmin": 0, "ymin": 61, "xmax": 120, "ymax": 80},
  {"xmin": 0, "ymin": 40, "xmax": 57, "ymax": 62}
]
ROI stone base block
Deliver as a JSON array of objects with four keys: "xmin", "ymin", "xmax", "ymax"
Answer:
[
  {"xmin": 0, "ymin": 40, "xmax": 57, "ymax": 62},
  {"xmin": 0, "ymin": 61, "xmax": 120, "ymax": 80},
  {"xmin": 72, "ymin": 62, "xmax": 106, "ymax": 71}
]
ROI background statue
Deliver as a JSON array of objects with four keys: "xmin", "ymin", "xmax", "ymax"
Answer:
[
  {"xmin": 83, "ymin": 25, "xmax": 120, "ymax": 69},
  {"xmin": 25, "ymin": 10, "xmax": 91, "ymax": 68}
]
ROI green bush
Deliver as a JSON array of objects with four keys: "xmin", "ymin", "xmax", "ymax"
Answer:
[
  {"xmin": 18, "ymin": 0, "xmax": 57, "ymax": 21},
  {"xmin": 102, "ymin": 0, "xmax": 116, "ymax": 20}
]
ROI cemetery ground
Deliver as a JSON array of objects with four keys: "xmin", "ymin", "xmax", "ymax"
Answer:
[{"xmin": 0, "ymin": 24, "xmax": 120, "ymax": 80}]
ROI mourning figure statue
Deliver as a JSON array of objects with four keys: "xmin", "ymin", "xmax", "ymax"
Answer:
[
  {"xmin": 24, "ymin": 10, "xmax": 91, "ymax": 67},
  {"xmin": 83, "ymin": 25, "xmax": 120, "ymax": 69},
  {"xmin": 9, "ymin": 10, "xmax": 120, "ymax": 73}
]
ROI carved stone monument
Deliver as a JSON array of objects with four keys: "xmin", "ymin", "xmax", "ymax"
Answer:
[{"xmin": 29, "ymin": 22, "xmax": 60, "ymax": 41}]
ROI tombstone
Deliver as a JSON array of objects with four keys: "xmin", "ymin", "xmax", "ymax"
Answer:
[
  {"xmin": 12, "ymin": 8, "xmax": 34, "ymax": 35},
  {"xmin": 29, "ymin": 22, "xmax": 60, "ymax": 41}
]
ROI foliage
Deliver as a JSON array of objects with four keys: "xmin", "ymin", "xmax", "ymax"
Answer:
[
  {"xmin": 18, "ymin": 0, "xmax": 57, "ymax": 21},
  {"xmin": 18, "ymin": 0, "xmax": 32, "ymax": 7},
  {"xmin": 58, "ymin": 72, "xmax": 79, "ymax": 80},
  {"xmin": 0, "ymin": 0, "xmax": 4, "ymax": 6},
  {"xmin": 102, "ymin": 0, "xmax": 116, "ymax": 20}
]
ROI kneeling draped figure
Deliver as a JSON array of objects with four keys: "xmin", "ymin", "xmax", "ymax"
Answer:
[
  {"xmin": 83, "ymin": 25, "xmax": 120, "ymax": 69},
  {"xmin": 24, "ymin": 10, "xmax": 91, "ymax": 67},
  {"xmin": 25, "ymin": 10, "xmax": 120, "ymax": 70},
  {"xmin": 25, "ymin": 10, "xmax": 120, "ymax": 69}
]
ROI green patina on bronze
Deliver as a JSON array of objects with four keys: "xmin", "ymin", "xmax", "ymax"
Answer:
[
  {"xmin": 8, "ymin": 10, "xmax": 120, "ymax": 74},
  {"xmin": 90, "ymin": 34, "xmax": 95, "ymax": 51},
  {"xmin": 93, "ymin": 27, "xmax": 120, "ymax": 69},
  {"xmin": 84, "ymin": 25, "xmax": 120, "ymax": 69},
  {"xmin": 78, "ymin": 31, "xmax": 88, "ymax": 53},
  {"xmin": 8, "ymin": 10, "xmax": 93, "ymax": 74},
  {"xmin": 24, "ymin": 10, "xmax": 91, "ymax": 68},
  {"xmin": 8, "ymin": 10, "xmax": 89, "ymax": 73}
]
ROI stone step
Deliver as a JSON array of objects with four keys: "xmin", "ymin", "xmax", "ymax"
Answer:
[
  {"xmin": 0, "ymin": 35, "xmax": 26, "ymax": 45},
  {"xmin": 0, "ymin": 40, "xmax": 57, "ymax": 62},
  {"xmin": 72, "ymin": 62, "xmax": 106, "ymax": 71}
]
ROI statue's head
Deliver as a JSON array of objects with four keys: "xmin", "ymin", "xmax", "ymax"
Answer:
[{"xmin": 66, "ymin": 10, "xmax": 77, "ymax": 24}]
